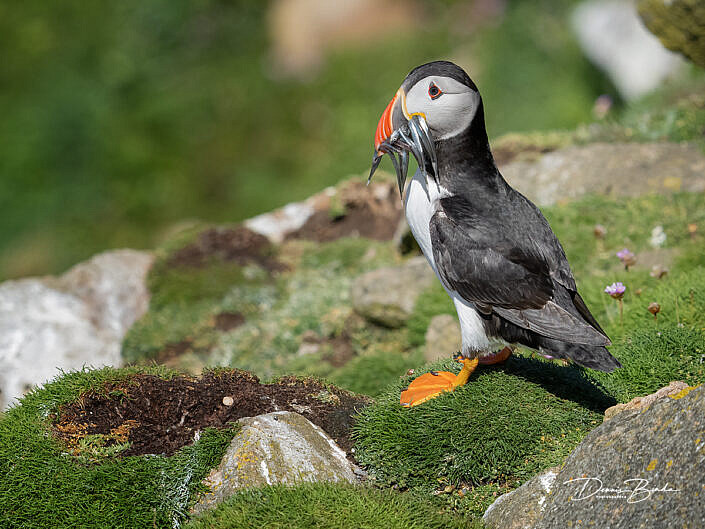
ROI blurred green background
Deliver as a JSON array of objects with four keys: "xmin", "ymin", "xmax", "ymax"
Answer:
[{"xmin": 0, "ymin": 0, "xmax": 619, "ymax": 279}]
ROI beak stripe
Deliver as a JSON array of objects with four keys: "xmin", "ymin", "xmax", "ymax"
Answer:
[{"xmin": 374, "ymin": 93, "xmax": 398, "ymax": 152}]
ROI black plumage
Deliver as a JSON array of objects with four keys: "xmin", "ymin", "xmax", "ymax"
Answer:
[{"xmin": 418, "ymin": 62, "xmax": 620, "ymax": 372}]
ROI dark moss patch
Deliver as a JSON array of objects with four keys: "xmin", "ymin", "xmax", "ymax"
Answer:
[
  {"xmin": 287, "ymin": 181, "xmax": 402, "ymax": 242},
  {"xmin": 53, "ymin": 369, "xmax": 371, "ymax": 458},
  {"xmin": 166, "ymin": 226, "xmax": 284, "ymax": 273},
  {"xmin": 213, "ymin": 311, "xmax": 245, "ymax": 331},
  {"xmin": 154, "ymin": 339, "xmax": 195, "ymax": 364}
]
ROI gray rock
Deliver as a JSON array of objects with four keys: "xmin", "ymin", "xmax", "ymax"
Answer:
[
  {"xmin": 603, "ymin": 380, "xmax": 690, "ymax": 421},
  {"xmin": 483, "ymin": 468, "xmax": 559, "ymax": 529},
  {"xmin": 572, "ymin": 0, "xmax": 684, "ymax": 100},
  {"xmin": 245, "ymin": 200, "xmax": 315, "ymax": 244},
  {"xmin": 501, "ymin": 142, "xmax": 705, "ymax": 207},
  {"xmin": 0, "ymin": 250, "xmax": 153, "ymax": 409},
  {"xmin": 535, "ymin": 384, "xmax": 704, "ymax": 529},
  {"xmin": 351, "ymin": 256, "xmax": 434, "ymax": 327},
  {"xmin": 192, "ymin": 411, "xmax": 359, "ymax": 514},
  {"xmin": 54, "ymin": 249, "xmax": 153, "ymax": 340},
  {"xmin": 424, "ymin": 314, "xmax": 462, "ymax": 362}
]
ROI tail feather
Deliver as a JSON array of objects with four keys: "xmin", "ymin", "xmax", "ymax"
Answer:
[
  {"xmin": 538, "ymin": 337, "xmax": 621, "ymax": 372},
  {"xmin": 486, "ymin": 313, "xmax": 621, "ymax": 372}
]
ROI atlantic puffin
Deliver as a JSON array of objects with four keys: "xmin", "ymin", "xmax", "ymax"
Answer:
[{"xmin": 367, "ymin": 61, "xmax": 620, "ymax": 407}]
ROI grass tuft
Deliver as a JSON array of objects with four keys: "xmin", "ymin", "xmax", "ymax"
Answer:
[
  {"xmin": 184, "ymin": 483, "xmax": 481, "ymax": 529},
  {"xmin": 353, "ymin": 356, "xmax": 610, "ymax": 491}
]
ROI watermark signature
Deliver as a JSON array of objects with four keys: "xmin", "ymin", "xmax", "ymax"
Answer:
[{"xmin": 562, "ymin": 477, "xmax": 680, "ymax": 503}]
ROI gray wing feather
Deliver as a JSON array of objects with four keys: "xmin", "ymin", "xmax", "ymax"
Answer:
[{"xmin": 429, "ymin": 203, "xmax": 610, "ymax": 347}]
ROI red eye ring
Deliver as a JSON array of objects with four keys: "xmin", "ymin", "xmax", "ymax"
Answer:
[{"xmin": 428, "ymin": 83, "xmax": 443, "ymax": 100}]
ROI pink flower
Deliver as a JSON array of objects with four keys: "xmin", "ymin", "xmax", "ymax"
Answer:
[
  {"xmin": 604, "ymin": 282, "xmax": 626, "ymax": 299},
  {"xmin": 616, "ymin": 248, "xmax": 636, "ymax": 268}
]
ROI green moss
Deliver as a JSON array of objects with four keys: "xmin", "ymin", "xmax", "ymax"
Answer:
[
  {"xmin": 148, "ymin": 260, "xmax": 248, "ymax": 309},
  {"xmin": 184, "ymin": 483, "xmax": 481, "ymax": 529},
  {"xmin": 328, "ymin": 347, "xmax": 424, "ymax": 398},
  {"xmin": 575, "ymin": 70, "xmax": 705, "ymax": 147},
  {"xmin": 297, "ymin": 238, "xmax": 399, "ymax": 274},
  {"xmin": 216, "ymin": 239, "xmax": 400, "ymax": 381},
  {"xmin": 591, "ymin": 326, "xmax": 705, "ymax": 403},
  {"xmin": 353, "ymin": 356, "xmax": 610, "ymax": 492},
  {"xmin": 0, "ymin": 366, "xmax": 236, "ymax": 529},
  {"xmin": 122, "ymin": 224, "xmax": 280, "ymax": 363},
  {"xmin": 407, "ymin": 282, "xmax": 456, "ymax": 348},
  {"xmin": 543, "ymin": 192, "xmax": 705, "ymax": 280}
]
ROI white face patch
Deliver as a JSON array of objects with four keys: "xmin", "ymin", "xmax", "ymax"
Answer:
[{"xmin": 403, "ymin": 76, "xmax": 480, "ymax": 140}]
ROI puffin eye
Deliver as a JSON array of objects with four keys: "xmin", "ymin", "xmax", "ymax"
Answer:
[{"xmin": 428, "ymin": 83, "xmax": 443, "ymax": 100}]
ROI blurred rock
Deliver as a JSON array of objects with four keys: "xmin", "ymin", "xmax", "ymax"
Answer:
[
  {"xmin": 192, "ymin": 411, "xmax": 359, "ymax": 514},
  {"xmin": 483, "ymin": 468, "xmax": 559, "ymax": 529},
  {"xmin": 572, "ymin": 0, "xmax": 684, "ymax": 100},
  {"xmin": 351, "ymin": 256, "xmax": 434, "ymax": 327},
  {"xmin": 501, "ymin": 142, "xmax": 705, "ymax": 206},
  {"xmin": 603, "ymin": 380, "xmax": 690, "ymax": 420},
  {"xmin": 267, "ymin": 0, "xmax": 419, "ymax": 78},
  {"xmin": 424, "ymin": 314, "xmax": 462, "ymax": 362},
  {"xmin": 535, "ymin": 384, "xmax": 703, "ymax": 529},
  {"xmin": 638, "ymin": 0, "xmax": 705, "ymax": 68},
  {"xmin": 0, "ymin": 250, "xmax": 152, "ymax": 409},
  {"xmin": 247, "ymin": 180, "xmax": 402, "ymax": 244},
  {"xmin": 245, "ymin": 201, "xmax": 315, "ymax": 244},
  {"xmin": 55, "ymin": 250, "xmax": 153, "ymax": 340}
]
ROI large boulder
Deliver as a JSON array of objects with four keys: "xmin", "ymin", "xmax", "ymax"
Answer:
[
  {"xmin": 351, "ymin": 256, "xmax": 434, "ymax": 327},
  {"xmin": 483, "ymin": 384, "xmax": 705, "ymax": 528},
  {"xmin": 192, "ymin": 411, "xmax": 360, "ymax": 514},
  {"xmin": 501, "ymin": 142, "xmax": 705, "ymax": 206},
  {"xmin": 483, "ymin": 468, "xmax": 559, "ymax": 529},
  {"xmin": 603, "ymin": 380, "xmax": 690, "ymax": 420},
  {"xmin": 0, "ymin": 250, "xmax": 152, "ymax": 409},
  {"xmin": 638, "ymin": 0, "xmax": 705, "ymax": 68},
  {"xmin": 535, "ymin": 384, "xmax": 704, "ymax": 528}
]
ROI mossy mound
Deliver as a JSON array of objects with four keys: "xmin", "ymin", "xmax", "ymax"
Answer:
[
  {"xmin": 0, "ymin": 366, "xmax": 235, "ymax": 529},
  {"xmin": 185, "ymin": 483, "xmax": 479, "ymax": 529},
  {"xmin": 0, "ymin": 366, "xmax": 374, "ymax": 529},
  {"xmin": 353, "ymin": 356, "xmax": 611, "ymax": 494},
  {"xmin": 122, "ymin": 213, "xmax": 419, "ymax": 394}
]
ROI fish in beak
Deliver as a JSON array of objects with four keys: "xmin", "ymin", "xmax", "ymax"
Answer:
[{"xmin": 367, "ymin": 88, "xmax": 438, "ymax": 199}]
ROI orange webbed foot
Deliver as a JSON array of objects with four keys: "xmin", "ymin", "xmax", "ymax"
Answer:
[
  {"xmin": 400, "ymin": 357, "xmax": 479, "ymax": 408},
  {"xmin": 479, "ymin": 346, "xmax": 513, "ymax": 366}
]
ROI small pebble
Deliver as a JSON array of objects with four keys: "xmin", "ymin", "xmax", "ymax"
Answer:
[{"xmin": 222, "ymin": 396, "xmax": 234, "ymax": 406}]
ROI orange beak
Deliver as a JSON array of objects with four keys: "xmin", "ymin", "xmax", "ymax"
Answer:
[
  {"xmin": 374, "ymin": 92, "xmax": 399, "ymax": 153},
  {"xmin": 367, "ymin": 87, "xmax": 437, "ymax": 198}
]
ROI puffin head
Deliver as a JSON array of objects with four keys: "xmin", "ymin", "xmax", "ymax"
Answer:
[{"xmin": 368, "ymin": 61, "xmax": 482, "ymax": 197}]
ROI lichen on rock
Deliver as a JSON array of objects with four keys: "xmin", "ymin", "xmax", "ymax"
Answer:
[{"xmin": 192, "ymin": 411, "xmax": 360, "ymax": 515}]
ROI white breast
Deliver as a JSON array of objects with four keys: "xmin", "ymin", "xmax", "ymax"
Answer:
[
  {"xmin": 403, "ymin": 169, "xmax": 497, "ymax": 355},
  {"xmin": 403, "ymin": 169, "xmax": 437, "ymax": 273}
]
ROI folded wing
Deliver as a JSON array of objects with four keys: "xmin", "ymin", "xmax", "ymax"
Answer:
[{"xmin": 429, "ymin": 196, "xmax": 610, "ymax": 347}]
